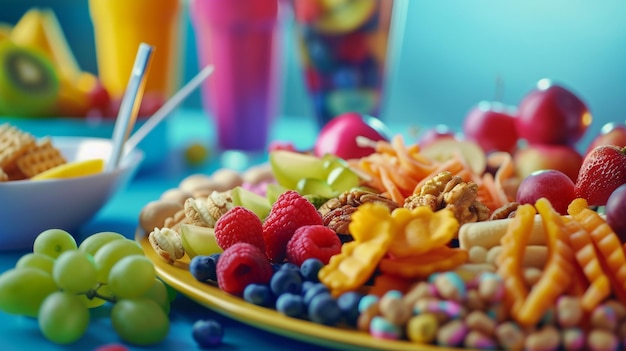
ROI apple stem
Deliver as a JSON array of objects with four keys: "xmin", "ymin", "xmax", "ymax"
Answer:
[{"xmin": 356, "ymin": 136, "xmax": 379, "ymax": 149}]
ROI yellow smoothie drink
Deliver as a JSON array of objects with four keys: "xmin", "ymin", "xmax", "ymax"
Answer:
[{"xmin": 89, "ymin": 0, "xmax": 182, "ymax": 101}]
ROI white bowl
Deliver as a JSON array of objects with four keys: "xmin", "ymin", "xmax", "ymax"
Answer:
[{"xmin": 0, "ymin": 136, "xmax": 144, "ymax": 251}]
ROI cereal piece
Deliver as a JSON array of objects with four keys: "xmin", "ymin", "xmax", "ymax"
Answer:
[
  {"xmin": 494, "ymin": 321, "xmax": 525, "ymax": 351},
  {"xmin": 468, "ymin": 245, "xmax": 488, "ymax": 263},
  {"xmin": 432, "ymin": 271, "xmax": 467, "ymax": 302},
  {"xmin": 414, "ymin": 297, "xmax": 464, "ymax": 320},
  {"xmin": 486, "ymin": 303, "xmax": 508, "ymax": 323},
  {"xmin": 358, "ymin": 294, "xmax": 380, "ymax": 313},
  {"xmin": 465, "ymin": 289, "xmax": 486, "ymax": 311},
  {"xmin": 369, "ymin": 316, "xmax": 402, "ymax": 340},
  {"xmin": 523, "ymin": 267, "xmax": 543, "ymax": 286},
  {"xmin": 604, "ymin": 299, "xmax": 626, "ymax": 321},
  {"xmin": 464, "ymin": 330, "xmax": 497, "ymax": 350},
  {"xmin": 587, "ymin": 328, "xmax": 619, "ymax": 351},
  {"xmin": 0, "ymin": 123, "xmax": 36, "ymax": 171},
  {"xmin": 319, "ymin": 203, "xmax": 394, "ymax": 296},
  {"xmin": 403, "ymin": 281, "xmax": 436, "ymax": 308},
  {"xmin": 139, "ymin": 200, "xmax": 184, "ymax": 234},
  {"xmin": 379, "ymin": 246, "xmax": 468, "ymax": 279},
  {"xmin": 525, "ymin": 325, "xmax": 560, "ymax": 351},
  {"xmin": 464, "ymin": 310, "xmax": 496, "ymax": 336},
  {"xmin": 436, "ymin": 319, "xmax": 468, "ymax": 347},
  {"xmin": 357, "ymin": 300, "xmax": 379, "ymax": 332},
  {"xmin": 16, "ymin": 138, "xmax": 67, "ymax": 178},
  {"xmin": 453, "ymin": 263, "xmax": 496, "ymax": 285},
  {"xmin": 477, "ymin": 271, "xmax": 505, "ymax": 303},
  {"xmin": 591, "ymin": 303, "xmax": 619, "ymax": 331},
  {"xmin": 557, "ymin": 296, "xmax": 584, "ymax": 329},
  {"xmin": 379, "ymin": 290, "xmax": 411, "ymax": 326},
  {"xmin": 387, "ymin": 206, "xmax": 459, "ymax": 258},
  {"xmin": 406, "ymin": 313, "xmax": 439, "ymax": 344},
  {"xmin": 561, "ymin": 327, "xmax": 586, "ymax": 351},
  {"xmin": 160, "ymin": 188, "xmax": 193, "ymax": 205}
]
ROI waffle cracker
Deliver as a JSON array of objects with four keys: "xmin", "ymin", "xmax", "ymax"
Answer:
[
  {"xmin": 16, "ymin": 138, "xmax": 67, "ymax": 178},
  {"xmin": 0, "ymin": 123, "xmax": 36, "ymax": 172}
]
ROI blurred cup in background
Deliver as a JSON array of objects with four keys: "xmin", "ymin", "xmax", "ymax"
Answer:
[
  {"xmin": 88, "ymin": 0, "xmax": 183, "ymax": 106},
  {"xmin": 291, "ymin": 0, "xmax": 403, "ymax": 128},
  {"xmin": 189, "ymin": 0, "xmax": 282, "ymax": 152}
]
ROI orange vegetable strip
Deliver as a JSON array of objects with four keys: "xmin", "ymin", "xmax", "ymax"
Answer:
[
  {"xmin": 390, "ymin": 135, "xmax": 437, "ymax": 179},
  {"xmin": 565, "ymin": 218, "xmax": 611, "ymax": 311},
  {"xmin": 495, "ymin": 204, "xmax": 536, "ymax": 318},
  {"xmin": 490, "ymin": 151, "xmax": 517, "ymax": 203},
  {"xmin": 478, "ymin": 173, "xmax": 507, "ymax": 212},
  {"xmin": 516, "ymin": 198, "xmax": 575, "ymax": 327},
  {"xmin": 571, "ymin": 207, "xmax": 626, "ymax": 304},
  {"xmin": 379, "ymin": 247, "xmax": 468, "ymax": 279},
  {"xmin": 378, "ymin": 165, "xmax": 404, "ymax": 204}
]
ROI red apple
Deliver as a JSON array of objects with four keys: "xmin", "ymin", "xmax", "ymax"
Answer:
[
  {"xmin": 515, "ymin": 79, "xmax": 592, "ymax": 146},
  {"xmin": 462, "ymin": 101, "xmax": 518, "ymax": 154},
  {"xmin": 313, "ymin": 112, "xmax": 389, "ymax": 160},
  {"xmin": 585, "ymin": 122, "xmax": 626, "ymax": 155},
  {"xmin": 513, "ymin": 143, "xmax": 583, "ymax": 182},
  {"xmin": 417, "ymin": 124, "xmax": 457, "ymax": 149}
]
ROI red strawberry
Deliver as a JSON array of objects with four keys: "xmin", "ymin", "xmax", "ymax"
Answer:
[
  {"xmin": 575, "ymin": 145, "xmax": 626, "ymax": 206},
  {"xmin": 286, "ymin": 225, "xmax": 342, "ymax": 266},
  {"xmin": 214, "ymin": 206, "xmax": 265, "ymax": 251},
  {"xmin": 216, "ymin": 242, "xmax": 273, "ymax": 296},
  {"xmin": 262, "ymin": 190, "xmax": 323, "ymax": 263}
]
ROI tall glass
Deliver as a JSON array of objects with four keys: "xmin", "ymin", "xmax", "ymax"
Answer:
[
  {"xmin": 190, "ymin": 0, "xmax": 282, "ymax": 152},
  {"xmin": 291, "ymin": 0, "xmax": 405, "ymax": 128}
]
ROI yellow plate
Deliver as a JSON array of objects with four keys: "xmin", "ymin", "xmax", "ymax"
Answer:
[{"xmin": 136, "ymin": 230, "xmax": 464, "ymax": 351}]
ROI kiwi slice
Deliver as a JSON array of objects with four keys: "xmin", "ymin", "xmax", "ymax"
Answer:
[{"xmin": 0, "ymin": 41, "xmax": 59, "ymax": 117}]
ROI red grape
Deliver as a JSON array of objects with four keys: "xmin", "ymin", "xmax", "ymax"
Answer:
[
  {"xmin": 516, "ymin": 169, "xmax": 576, "ymax": 215},
  {"xmin": 606, "ymin": 184, "xmax": 626, "ymax": 242}
]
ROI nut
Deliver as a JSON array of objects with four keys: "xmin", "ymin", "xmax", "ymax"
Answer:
[
  {"xmin": 139, "ymin": 200, "xmax": 183, "ymax": 233},
  {"xmin": 148, "ymin": 227, "xmax": 184, "ymax": 263}
]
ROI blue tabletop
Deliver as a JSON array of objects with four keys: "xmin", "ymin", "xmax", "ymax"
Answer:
[{"xmin": 0, "ymin": 110, "xmax": 392, "ymax": 351}]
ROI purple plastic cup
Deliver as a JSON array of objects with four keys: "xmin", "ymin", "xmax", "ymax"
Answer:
[{"xmin": 190, "ymin": 0, "xmax": 282, "ymax": 152}]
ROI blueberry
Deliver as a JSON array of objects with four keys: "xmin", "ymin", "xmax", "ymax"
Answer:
[
  {"xmin": 189, "ymin": 254, "xmax": 220, "ymax": 282},
  {"xmin": 337, "ymin": 291, "xmax": 364, "ymax": 327},
  {"xmin": 299, "ymin": 258, "xmax": 324, "ymax": 282},
  {"xmin": 243, "ymin": 284, "xmax": 274, "ymax": 307},
  {"xmin": 301, "ymin": 280, "xmax": 315, "ymax": 295},
  {"xmin": 308, "ymin": 293, "xmax": 341, "ymax": 326},
  {"xmin": 275, "ymin": 293, "xmax": 305, "ymax": 318},
  {"xmin": 270, "ymin": 269, "xmax": 302, "ymax": 296},
  {"xmin": 280, "ymin": 262, "xmax": 301, "ymax": 274},
  {"xmin": 302, "ymin": 282, "xmax": 329, "ymax": 306},
  {"xmin": 192, "ymin": 319, "xmax": 223, "ymax": 348}
]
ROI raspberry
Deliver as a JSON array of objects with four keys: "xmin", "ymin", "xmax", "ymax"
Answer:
[
  {"xmin": 216, "ymin": 242, "xmax": 272, "ymax": 296},
  {"xmin": 286, "ymin": 225, "xmax": 341, "ymax": 266},
  {"xmin": 214, "ymin": 206, "xmax": 265, "ymax": 251},
  {"xmin": 262, "ymin": 190, "xmax": 323, "ymax": 263}
]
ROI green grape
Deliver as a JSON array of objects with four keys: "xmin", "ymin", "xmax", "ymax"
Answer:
[
  {"xmin": 142, "ymin": 278, "xmax": 170, "ymax": 314},
  {"xmin": 52, "ymin": 251, "xmax": 97, "ymax": 293},
  {"xmin": 78, "ymin": 231, "xmax": 126, "ymax": 257},
  {"xmin": 108, "ymin": 255, "xmax": 156, "ymax": 299},
  {"xmin": 33, "ymin": 229, "xmax": 78, "ymax": 259},
  {"xmin": 111, "ymin": 298, "xmax": 169, "ymax": 345},
  {"xmin": 38, "ymin": 291, "xmax": 89, "ymax": 345},
  {"xmin": 0, "ymin": 267, "xmax": 58, "ymax": 317},
  {"xmin": 15, "ymin": 253, "xmax": 55, "ymax": 274},
  {"xmin": 79, "ymin": 283, "xmax": 114, "ymax": 308},
  {"xmin": 93, "ymin": 239, "xmax": 144, "ymax": 284}
]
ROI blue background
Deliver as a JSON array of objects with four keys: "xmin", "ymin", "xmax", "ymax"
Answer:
[{"xmin": 1, "ymin": 0, "xmax": 625, "ymax": 150}]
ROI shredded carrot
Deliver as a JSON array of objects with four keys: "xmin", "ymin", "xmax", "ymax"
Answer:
[
  {"xmin": 569, "ymin": 204, "xmax": 626, "ymax": 304},
  {"xmin": 564, "ymin": 218, "xmax": 611, "ymax": 311},
  {"xmin": 516, "ymin": 198, "xmax": 576, "ymax": 327},
  {"xmin": 496, "ymin": 203, "xmax": 536, "ymax": 318}
]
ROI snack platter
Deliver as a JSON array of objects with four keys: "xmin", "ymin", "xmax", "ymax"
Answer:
[{"xmin": 136, "ymin": 230, "xmax": 460, "ymax": 351}]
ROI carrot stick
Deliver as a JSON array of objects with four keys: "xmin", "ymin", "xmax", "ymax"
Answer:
[
  {"xmin": 564, "ymin": 218, "xmax": 611, "ymax": 311},
  {"xmin": 516, "ymin": 198, "xmax": 576, "ymax": 327},
  {"xmin": 495, "ymin": 203, "xmax": 536, "ymax": 318}
]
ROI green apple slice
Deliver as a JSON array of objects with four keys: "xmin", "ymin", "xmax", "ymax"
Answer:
[
  {"xmin": 296, "ymin": 177, "xmax": 336, "ymax": 198},
  {"xmin": 179, "ymin": 224, "xmax": 223, "ymax": 259},
  {"xmin": 230, "ymin": 186, "xmax": 271, "ymax": 220},
  {"xmin": 266, "ymin": 182, "xmax": 289, "ymax": 205},
  {"xmin": 326, "ymin": 166, "xmax": 360, "ymax": 193},
  {"xmin": 420, "ymin": 139, "xmax": 487, "ymax": 175},
  {"xmin": 269, "ymin": 150, "xmax": 326, "ymax": 190}
]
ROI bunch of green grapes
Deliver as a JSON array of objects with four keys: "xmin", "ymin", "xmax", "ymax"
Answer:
[{"xmin": 0, "ymin": 229, "xmax": 171, "ymax": 346}]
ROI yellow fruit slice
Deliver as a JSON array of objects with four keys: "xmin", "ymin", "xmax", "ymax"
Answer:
[{"xmin": 31, "ymin": 159, "xmax": 105, "ymax": 180}]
